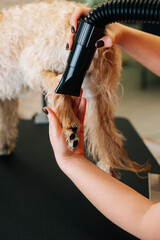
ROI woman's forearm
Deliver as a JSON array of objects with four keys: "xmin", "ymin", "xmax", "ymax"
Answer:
[
  {"xmin": 113, "ymin": 23, "xmax": 160, "ymax": 76},
  {"xmin": 61, "ymin": 157, "xmax": 158, "ymax": 239}
]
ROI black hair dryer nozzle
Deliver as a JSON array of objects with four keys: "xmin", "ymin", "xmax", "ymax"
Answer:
[{"xmin": 55, "ymin": 19, "xmax": 105, "ymax": 97}]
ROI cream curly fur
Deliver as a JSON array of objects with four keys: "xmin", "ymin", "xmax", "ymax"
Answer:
[{"xmin": 0, "ymin": 0, "xmax": 148, "ymax": 177}]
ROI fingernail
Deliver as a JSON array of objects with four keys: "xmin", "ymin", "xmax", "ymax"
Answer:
[
  {"xmin": 66, "ymin": 43, "xmax": 69, "ymax": 50},
  {"xmin": 42, "ymin": 108, "xmax": 48, "ymax": 115},
  {"xmin": 71, "ymin": 26, "xmax": 76, "ymax": 33},
  {"xmin": 96, "ymin": 40, "xmax": 104, "ymax": 48}
]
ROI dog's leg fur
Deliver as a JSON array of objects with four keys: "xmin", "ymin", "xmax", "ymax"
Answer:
[
  {"xmin": 41, "ymin": 70, "xmax": 80, "ymax": 150},
  {"xmin": 84, "ymin": 88, "xmax": 124, "ymax": 177},
  {"xmin": 0, "ymin": 99, "xmax": 18, "ymax": 155},
  {"xmin": 83, "ymin": 46, "xmax": 147, "ymax": 177},
  {"xmin": 83, "ymin": 46, "xmax": 122, "ymax": 176}
]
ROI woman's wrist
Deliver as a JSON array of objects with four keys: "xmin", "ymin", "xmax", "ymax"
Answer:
[
  {"xmin": 112, "ymin": 23, "xmax": 126, "ymax": 47},
  {"xmin": 58, "ymin": 155, "xmax": 88, "ymax": 176}
]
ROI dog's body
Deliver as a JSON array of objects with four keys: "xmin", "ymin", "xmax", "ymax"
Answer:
[{"xmin": 0, "ymin": 0, "xmax": 146, "ymax": 177}]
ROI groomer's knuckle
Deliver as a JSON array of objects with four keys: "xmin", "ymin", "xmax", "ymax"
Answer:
[
  {"xmin": 70, "ymin": 16, "xmax": 74, "ymax": 25},
  {"xmin": 71, "ymin": 8, "xmax": 79, "ymax": 22},
  {"xmin": 75, "ymin": 7, "xmax": 80, "ymax": 13},
  {"xmin": 70, "ymin": 18, "xmax": 73, "ymax": 26}
]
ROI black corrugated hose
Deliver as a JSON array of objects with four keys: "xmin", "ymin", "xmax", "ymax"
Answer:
[{"xmin": 85, "ymin": 0, "xmax": 160, "ymax": 26}]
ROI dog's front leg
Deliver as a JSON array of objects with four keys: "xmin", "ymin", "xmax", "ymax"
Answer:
[
  {"xmin": 0, "ymin": 99, "xmax": 18, "ymax": 155},
  {"xmin": 41, "ymin": 70, "xmax": 80, "ymax": 150}
]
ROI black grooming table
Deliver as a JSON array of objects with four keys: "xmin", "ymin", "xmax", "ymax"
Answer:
[{"xmin": 0, "ymin": 118, "xmax": 159, "ymax": 240}]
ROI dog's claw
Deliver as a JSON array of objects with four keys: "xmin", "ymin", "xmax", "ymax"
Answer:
[{"xmin": 70, "ymin": 126, "xmax": 77, "ymax": 133}]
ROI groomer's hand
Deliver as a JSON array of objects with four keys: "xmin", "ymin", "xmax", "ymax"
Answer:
[
  {"xmin": 43, "ymin": 96, "xmax": 87, "ymax": 170},
  {"xmin": 67, "ymin": 7, "xmax": 122, "ymax": 50},
  {"xmin": 67, "ymin": 7, "xmax": 90, "ymax": 50}
]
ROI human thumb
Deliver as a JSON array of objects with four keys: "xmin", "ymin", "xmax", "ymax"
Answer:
[
  {"xmin": 42, "ymin": 107, "xmax": 62, "ymax": 138},
  {"xmin": 95, "ymin": 36, "xmax": 113, "ymax": 48}
]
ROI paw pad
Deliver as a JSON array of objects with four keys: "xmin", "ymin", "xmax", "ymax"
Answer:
[
  {"xmin": 64, "ymin": 125, "xmax": 79, "ymax": 150},
  {"xmin": 70, "ymin": 133, "xmax": 75, "ymax": 140},
  {"xmin": 73, "ymin": 140, "xmax": 78, "ymax": 148}
]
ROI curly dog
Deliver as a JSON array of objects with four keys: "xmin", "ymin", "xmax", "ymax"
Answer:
[{"xmin": 0, "ymin": 0, "xmax": 148, "ymax": 177}]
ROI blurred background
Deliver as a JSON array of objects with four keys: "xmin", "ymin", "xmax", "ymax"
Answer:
[{"xmin": 0, "ymin": 0, "xmax": 160, "ymax": 164}]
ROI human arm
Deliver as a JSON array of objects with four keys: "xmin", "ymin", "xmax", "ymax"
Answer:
[
  {"xmin": 107, "ymin": 23, "xmax": 160, "ymax": 77},
  {"xmin": 68, "ymin": 7, "xmax": 160, "ymax": 76},
  {"xmin": 62, "ymin": 156, "xmax": 160, "ymax": 240},
  {"xmin": 43, "ymin": 99, "xmax": 160, "ymax": 240}
]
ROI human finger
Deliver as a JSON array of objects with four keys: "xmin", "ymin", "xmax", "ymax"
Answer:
[
  {"xmin": 43, "ymin": 107, "xmax": 62, "ymax": 138},
  {"xmin": 68, "ymin": 7, "xmax": 90, "ymax": 49},
  {"xmin": 95, "ymin": 36, "xmax": 114, "ymax": 49},
  {"xmin": 70, "ymin": 7, "xmax": 90, "ymax": 32},
  {"xmin": 66, "ymin": 32, "xmax": 74, "ymax": 50}
]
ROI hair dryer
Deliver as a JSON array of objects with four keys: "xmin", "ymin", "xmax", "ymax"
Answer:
[{"xmin": 55, "ymin": 0, "xmax": 160, "ymax": 97}]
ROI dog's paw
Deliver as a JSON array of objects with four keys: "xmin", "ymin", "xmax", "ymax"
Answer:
[{"xmin": 64, "ymin": 125, "xmax": 79, "ymax": 151}]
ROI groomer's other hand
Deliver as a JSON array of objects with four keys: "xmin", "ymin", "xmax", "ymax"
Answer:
[
  {"xmin": 43, "ymin": 96, "xmax": 87, "ymax": 170},
  {"xmin": 96, "ymin": 23, "xmax": 123, "ymax": 49},
  {"xmin": 66, "ymin": 6, "xmax": 123, "ymax": 50},
  {"xmin": 67, "ymin": 7, "xmax": 90, "ymax": 50}
]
